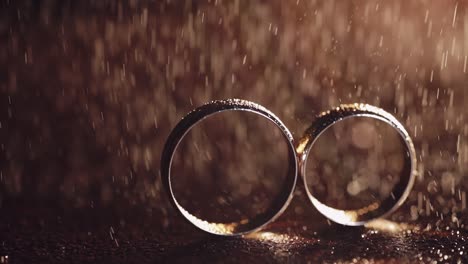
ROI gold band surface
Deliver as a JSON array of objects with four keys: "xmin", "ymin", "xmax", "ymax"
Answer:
[
  {"xmin": 297, "ymin": 104, "xmax": 417, "ymax": 226},
  {"xmin": 161, "ymin": 99, "xmax": 298, "ymax": 236}
]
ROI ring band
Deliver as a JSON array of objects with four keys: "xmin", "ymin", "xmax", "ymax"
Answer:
[
  {"xmin": 296, "ymin": 103, "xmax": 417, "ymax": 226},
  {"xmin": 160, "ymin": 99, "xmax": 298, "ymax": 236}
]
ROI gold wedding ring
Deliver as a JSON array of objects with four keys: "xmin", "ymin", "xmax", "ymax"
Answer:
[
  {"xmin": 297, "ymin": 104, "xmax": 417, "ymax": 226},
  {"xmin": 160, "ymin": 99, "xmax": 298, "ymax": 236}
]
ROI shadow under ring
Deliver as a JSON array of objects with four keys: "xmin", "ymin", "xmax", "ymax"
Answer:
[
  {"xmin": 160, "ymin": 99, "xmax": 298, "ymax": 236},
  {"xmin": 296, "ymin": 103, "xmax": 417, "ymax": 226}
]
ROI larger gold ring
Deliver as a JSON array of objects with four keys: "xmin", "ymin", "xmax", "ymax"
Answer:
[{"xmin": 160, "ymin": 99, "xmax": 298, "ymax": 236}]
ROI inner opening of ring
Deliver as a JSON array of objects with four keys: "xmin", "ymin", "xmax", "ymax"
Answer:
[
  {"xmin": 170, "ymin": 110, "xmax": 291, "ymax": 233},
  {"xmin": 304, "ymin": 116, "xmax": 408, "ymax": 215}
]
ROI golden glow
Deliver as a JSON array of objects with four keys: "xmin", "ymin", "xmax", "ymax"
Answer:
[
  {"xmin": 365, "ymin": 219, "xmax": 412, "ymax": 233},
  {"xmin": 178, "ymin": 206, "xmax": 240, "ymax": 235},
  {"xmin": 311, "ymin": 197, "xmax": 381, "ymax": 225},
  {"xmin": 312, "ymin": 198, "xmax": 358, "ymax": 224},
  {"xmin": 245, "ymin": 231, "xmax": 292, "ymax": 243},
  {"xmin": 295, "ymin": 136, "xmax": 310, "ymax": 156}
]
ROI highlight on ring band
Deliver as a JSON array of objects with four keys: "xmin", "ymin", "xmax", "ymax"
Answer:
[
  {"xmin": 297, "ymin": 104, "xmax": 417, "ymax": 226},
  {"xmin": 160, "ymin": 99, "xmax": 298, "ymax": 236}
]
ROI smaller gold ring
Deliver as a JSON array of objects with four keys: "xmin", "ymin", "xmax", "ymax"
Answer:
[{"xmin": 297, "ymin": 104, "xmax": 417, "ymax": 226}]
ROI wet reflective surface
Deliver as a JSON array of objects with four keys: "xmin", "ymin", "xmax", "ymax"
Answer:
[
  {"xmin": 1, "ymin": 197, "xmax": 468, "ymax": 263},
  {"xmin": 1, "ymin": 0, "xmax": 468, "ymax": 263}
]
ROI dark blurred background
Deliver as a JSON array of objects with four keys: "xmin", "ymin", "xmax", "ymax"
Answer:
[{"xmin": 1, "ymin": 0, "xmax": 468, "ymax": 263}]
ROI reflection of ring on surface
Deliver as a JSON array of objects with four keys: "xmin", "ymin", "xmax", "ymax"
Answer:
[
  {"xmin": 297, "ymin": 104, "xmax": 417, "ymax": 226},
  {"xmin": 160, "ymin": 99, "xmax": 298, "ymax": 236}
]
